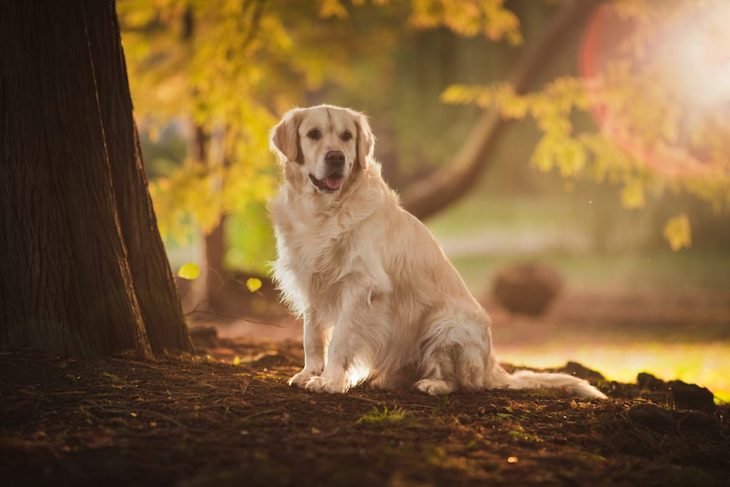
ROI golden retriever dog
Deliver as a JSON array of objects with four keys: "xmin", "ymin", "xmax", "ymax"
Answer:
[{"xmin": 268, "ymin": 104, "xmax": 606, "ymax": 399}]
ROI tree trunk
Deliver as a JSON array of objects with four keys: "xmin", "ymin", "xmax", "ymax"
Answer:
[
  {"xmin": 203, "ymin": 216, "xmax": 227, "ymax": 309},
  {"xmin": 400, "ymin": 0, "xmax": 601, "ymax": 220},
  {"xmin": 186, "ymin": 126, "xmax": 229, "ymax": 312},
  {"xmin": 85, "ymin": 0, "xmax": 192, "ymax": 353},
  {"xmin": 0, "ymin": 0, "xmax": 191, "ymax": 358},
  {"xmin": 180, "ymin": 6, "xmax": 229, "ymax": 314}
]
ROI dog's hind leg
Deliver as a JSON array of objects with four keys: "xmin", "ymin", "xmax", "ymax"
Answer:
[
  {"xmin": 414, "ymin": 344, "xmax": 457, "ymax": 396},
  {"xmin": 415, "ymin": 311, "xmax": 492, "ymax": 395},
  {"xmin": 415, "ymin": 323, "xmax": 458, "ymax": 395}
]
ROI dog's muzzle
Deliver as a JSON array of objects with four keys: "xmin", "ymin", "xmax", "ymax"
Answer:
[
  {"xmin": 309, "ymin": 173, "xmax": 344, "ymax": 192},
  {"xmin": 310, "ymin": 151, "xmax": 346, "ymax": 192}
]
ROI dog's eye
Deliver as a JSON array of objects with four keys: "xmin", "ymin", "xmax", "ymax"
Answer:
[
  {"xmin": 341, "ymin": 130, "xmax": 353, "ymax": 142},
  {"xmin": 306, "ymin": 129, "xmax": 321, "ymax": 140}
]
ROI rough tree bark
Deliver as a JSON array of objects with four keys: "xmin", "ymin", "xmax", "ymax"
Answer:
[
  {"xmin": 400, "ymin": 0, "xmax": 602, "ymax": 220},
  {"xmin": 87, "ymin": 0, "xmax": 192, "ymax": 353},
  {"xmin": 0, "ymin": 0, "xmax": 192, "ymax": 358}
]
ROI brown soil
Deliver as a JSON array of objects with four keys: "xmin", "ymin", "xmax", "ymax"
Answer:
[{"xmin": 1, "ymin": 335, "xmax": 728, "ymax": 487}]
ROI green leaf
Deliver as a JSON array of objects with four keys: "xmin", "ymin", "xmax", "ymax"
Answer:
[{"xmin": 177, "ymin": 263, "xmax": 201, "ymax": 280}]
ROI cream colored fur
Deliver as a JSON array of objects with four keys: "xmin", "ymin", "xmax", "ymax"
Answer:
[{"xmin": 268, "ymin": 104, "xmax": 606, "ymax": 399}]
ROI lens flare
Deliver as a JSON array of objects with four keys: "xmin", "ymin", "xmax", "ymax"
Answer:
[{"xmin": 579, "ymin": 2, "xmax": 730, "ymax": 175}]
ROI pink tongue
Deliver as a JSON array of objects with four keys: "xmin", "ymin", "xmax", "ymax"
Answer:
[{"xmin": 325, "ymin": 176, "xmax": 343, "ymax": 190}]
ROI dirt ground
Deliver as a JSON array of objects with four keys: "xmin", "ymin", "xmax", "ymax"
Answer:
[{"xmin": 1, "ymin": 333, "xmax": 728, "ymax": 487}]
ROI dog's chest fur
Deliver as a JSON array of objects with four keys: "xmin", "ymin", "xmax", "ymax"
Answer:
[{"xmin": 270, "ymin": 187, "xmax": 372, "ymax": 315}]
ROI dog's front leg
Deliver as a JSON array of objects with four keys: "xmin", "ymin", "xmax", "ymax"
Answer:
[
  {"xmin": 288, "ymin": 309, "xmax": 326, "ymax": 387},
  {"xmin": 305, "ymin": 287, "xmax": 370, "ymax": 394},
  {"xmin": 303, "ymin": 320, "xmax": 350, "ymax": 393}
]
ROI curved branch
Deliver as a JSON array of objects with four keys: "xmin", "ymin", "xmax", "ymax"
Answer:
[{"xmin": 400, "ymin": 0, "xmax": 602, "ymax": 220}]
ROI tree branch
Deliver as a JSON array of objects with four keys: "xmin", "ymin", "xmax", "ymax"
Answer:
[{"xmin": 400, "ymin": 0, "xmax": 603, "ymax": 220}]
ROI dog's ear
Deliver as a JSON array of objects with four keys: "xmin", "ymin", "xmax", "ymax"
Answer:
[
  {"xmin": 270, "ymin": 108, "xmax": 302, "ymax": 163},
  {"xmin": 355, "ymin": 112, "xmax": 375, "ymax": 168}
]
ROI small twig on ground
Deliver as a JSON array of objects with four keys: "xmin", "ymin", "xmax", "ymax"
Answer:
[
  {"xmin": 238, "ymin": 408, "xmax": 283, "ymax": 422},
  {"xmin": 144, "ymin": 410, "xmax": 189, "ymax": 431}
]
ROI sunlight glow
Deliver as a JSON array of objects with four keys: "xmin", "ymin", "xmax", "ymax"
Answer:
[
  {"xmin": 580, "ymin": 1, "xmax": 730, "ymax": 175},
  {"xmin": 498, "ymin": 341, "xmax": 730, "ymax": 402},
  {"xmin": 656, "ymin": 5, "xmax": 730, "ymax": 111},
  {"xmin": 347, "ymin": 363, "xmax": 372, "ymax": 389}
]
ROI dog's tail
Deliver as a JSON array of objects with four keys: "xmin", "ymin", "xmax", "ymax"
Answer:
[{"xmin": 488, "ymin": 364, "xmax": 607, "ymax": 399}]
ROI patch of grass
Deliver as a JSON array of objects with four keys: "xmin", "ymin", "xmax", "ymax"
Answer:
[
  {"xmin": 435, "ymin": 395, "xmax": 451, "ymax": 412},
  {"xmin": 357, "ymin": 405, "xmax": 408, "ymax": 425},
  {"xmin": 426, "ymin": 445, "xmax": 473, "ymax": 473},
  {"xmin": 508, "ymin": 429, "xmax": 542, "ymax": 443}
]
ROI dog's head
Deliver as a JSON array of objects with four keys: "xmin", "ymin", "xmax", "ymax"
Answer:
[{"xmin": 270, "ymin": 105, "xmax": 374, "ymax": 195}]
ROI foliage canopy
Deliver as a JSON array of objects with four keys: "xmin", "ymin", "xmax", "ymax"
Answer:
[{"xmin": 121, "ymin": 0, "xmax": 729, "ymax": 257}]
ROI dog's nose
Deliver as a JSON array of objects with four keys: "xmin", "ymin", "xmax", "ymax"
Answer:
[{"xmin": 325, "ymin": 151, "xmax": 345, "ymax": 167}]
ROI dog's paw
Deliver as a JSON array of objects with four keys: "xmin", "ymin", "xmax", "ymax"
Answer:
[
  {"xmin": 415, "ymin": 379, "xmax": 455, "ymax": 396},
  {"xmin": 288, "ymin": 368, "xmax": 320, "ymax": 388},
  {"xmin": 304, "ymin": 376, "xmax": 344, "ymax": 394}
]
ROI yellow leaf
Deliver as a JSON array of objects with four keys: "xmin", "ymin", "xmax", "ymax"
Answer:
[
  {"xmin": 319, "ymin": 0, "xmax": 347, "ymax": 18},
  {"xmin": 246, "ymin": 277, "xmax": 262, "ymax": 293},
  {"xmin": 177, "ymin": 263, "xmax": 201, "ymax": 280},
  {"xmin": 232, "ymin": 356, "xmax": 241, "ymax": 366},
  {"xmin": 663, "ymin": 214, "xmax": 692, "ymax": 251},
  {"xmin": 620, "ymin": 180, "xmax": 645, "ymax": 209},
  {"xmin": 507, "ymin": 456, "xmax": 519, "ymax": 464},
  {"xmin": 557, "ymin": 138, "xmax": 586, "ymax": 176}
]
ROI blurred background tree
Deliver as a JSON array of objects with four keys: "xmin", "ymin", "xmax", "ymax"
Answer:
[{"xmin": 119, "ymin": 0, "xmax": 730, "ymax": 315}]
